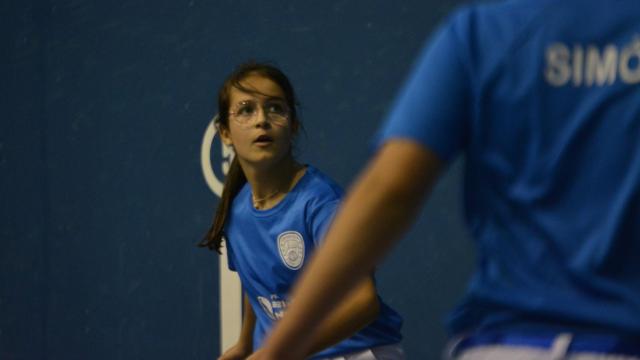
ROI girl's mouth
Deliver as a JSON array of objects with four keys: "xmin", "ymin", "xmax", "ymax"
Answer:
[{"xmin": 254, "ymin": 134, "xmax": 274, "ymax": 145}]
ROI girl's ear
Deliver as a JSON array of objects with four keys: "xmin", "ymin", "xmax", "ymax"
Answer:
[
  {"xmin": 218, "ymin": 124, "xmax": 233, "ymax": 146},
  {"xmin": 291, "ymin": 119, "xmax": 299, "ymax": 135}
]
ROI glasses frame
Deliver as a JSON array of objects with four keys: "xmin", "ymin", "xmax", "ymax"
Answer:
[{"xmin": 228, "ymin": 98, "xmax": 291, "ymax": 127}]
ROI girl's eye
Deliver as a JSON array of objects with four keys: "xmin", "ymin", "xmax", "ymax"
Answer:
[
  {"xmin": 236, "ymin": 103, "xmax": 256, "ymax": 116},
  {"xmin": 266, "ymin": 102, "xmax": 288, "ymax": 116}
]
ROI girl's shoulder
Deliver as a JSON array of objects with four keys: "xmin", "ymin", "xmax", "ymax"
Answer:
[{"xmin": 296, "ymin": 165, "xmax": 344, "ymax": 204}]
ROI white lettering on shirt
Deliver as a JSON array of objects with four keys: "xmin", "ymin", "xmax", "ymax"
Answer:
[{"xmin": 545, "ymin": 37, "xmax": 640, "ymax": 87}]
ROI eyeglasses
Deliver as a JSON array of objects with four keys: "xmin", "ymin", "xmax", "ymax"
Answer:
[{"xmin": 229, "ymin": 99, "xmax": 290, "ymax": 127}]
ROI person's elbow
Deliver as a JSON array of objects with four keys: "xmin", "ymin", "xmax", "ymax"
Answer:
[
  {"xmin": 353, "ymin": 279, "xmax": 381, "ymax": 327},
  {"xmin": 363, "ymin": 292, "xmax": 380, "ymax": 325}
]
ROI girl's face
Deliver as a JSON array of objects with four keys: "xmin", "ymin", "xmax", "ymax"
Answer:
[{"xmin": 220, "ymin": 74, "xmax": 297, "ymax": 170}]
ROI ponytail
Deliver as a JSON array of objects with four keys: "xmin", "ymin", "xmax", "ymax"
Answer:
[{"xmin": 199, "ymin": 156, "xmax": 246, "ymax": 253}]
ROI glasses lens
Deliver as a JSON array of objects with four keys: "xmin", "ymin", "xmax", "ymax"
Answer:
[
  {"xmin": 231, "ymin": 101, "xmax": 257, "ymax": 124},
  {"xmin": 264, "ymin": 100, "xmax": 290, "ymax": 124},
  {"xmin": 230, "ymin": 99, "xmax": 290, "ymax": 126}
]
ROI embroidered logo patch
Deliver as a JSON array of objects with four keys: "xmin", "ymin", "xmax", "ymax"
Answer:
[{"xmin": 277, "ymin": 231, "xmax": 305, "ymax": 270}]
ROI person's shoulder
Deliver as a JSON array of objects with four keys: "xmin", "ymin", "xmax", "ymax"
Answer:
[
  {"xmin": 445, "ymin": 0, "xmax": 550, "ymax": 34},
  {"xmin": 451, "ymin": 0, "xmax": 549, "ymax": 19},
  {"xmin": 440, "ymin": 0, "xmax": 554, "ymax": 65}
]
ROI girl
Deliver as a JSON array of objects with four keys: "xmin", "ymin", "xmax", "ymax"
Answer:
[{"xmin": 200, "ymin": 62, "xmax": 404, "ymax": 360}]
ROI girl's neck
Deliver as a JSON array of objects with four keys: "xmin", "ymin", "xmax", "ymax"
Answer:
[{"xmin": 242, "ymin": 157, "xmax": 306, "ymax": 210}]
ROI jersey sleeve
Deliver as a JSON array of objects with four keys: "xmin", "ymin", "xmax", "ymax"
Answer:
[
  {"xmin": 375, "ymin": 14, "xmax": 471, "ymax": 163},
  {"xmin": 309, "ymin": 199, "xmax": 341, "ymax": 247}
]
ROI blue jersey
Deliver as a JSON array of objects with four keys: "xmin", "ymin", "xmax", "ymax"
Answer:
[
  {"xmin": 225, "ymin": 166, "xmax": 403, "ymax": 358},
  {"xmin": 378, "ymin": 0, "xmax": 640, "ymax": 337}
]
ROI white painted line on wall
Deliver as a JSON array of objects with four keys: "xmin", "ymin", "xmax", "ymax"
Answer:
[{"xmin": 219, "ymin": 246, "xmax": 242, "ymax": 353}]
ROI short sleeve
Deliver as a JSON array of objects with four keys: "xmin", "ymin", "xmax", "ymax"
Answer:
[
  {"xmin": 309, "ymin": 199, "xmax": 341, "ymax": 247},
  {"xmin": 375, "ymin": 15, "xmax": 471, "ymax": 163}
]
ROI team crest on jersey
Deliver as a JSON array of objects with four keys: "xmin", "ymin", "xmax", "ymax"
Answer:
[{"xmin": 277, "ymin": 231, "xmax": 305, "ymax": 270}]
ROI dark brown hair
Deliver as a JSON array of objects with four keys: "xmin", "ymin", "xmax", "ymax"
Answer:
[{"xmin": 200, "ymin": 61, "xmax": 300, "ymax": 252}]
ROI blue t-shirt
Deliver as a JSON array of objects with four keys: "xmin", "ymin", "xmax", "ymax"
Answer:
[
  {"xmin": 225, "ymin": 166, "xmax": 403, "ymax": 358},
  {"xmin": 378, "ymin": 0, "xmax": 640, "ymax": 337}
]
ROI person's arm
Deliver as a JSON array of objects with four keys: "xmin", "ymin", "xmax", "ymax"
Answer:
[
  {"xmin": 250, "ymin": 140, "xmax": 443, "ymax": 360},
  {"xmin": 304, "ymin": 276, "xmax": 379, "ymax": 356},
  {"xmin": 219, "ymin": 292, "xmax": 256, "ymax": 360}
]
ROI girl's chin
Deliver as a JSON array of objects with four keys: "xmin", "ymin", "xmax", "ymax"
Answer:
[{"xmin": 241, "ymin": 153, "xmax": 286, "ymax": 166}]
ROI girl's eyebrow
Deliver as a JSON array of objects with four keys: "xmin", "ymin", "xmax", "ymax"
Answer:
[{"xmin": 235, "ymin": 96, "xmax": 286, "ymax": 104}]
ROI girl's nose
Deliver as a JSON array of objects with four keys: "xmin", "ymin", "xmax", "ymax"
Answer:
[{"xmin": 255, "ymin": 110, "xmax": 271, "ymax": 128}]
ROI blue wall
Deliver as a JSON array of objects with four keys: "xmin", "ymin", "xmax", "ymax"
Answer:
[{"xmin": 1, "ymin": 1, "xmax": 473, "ymax": 359}]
